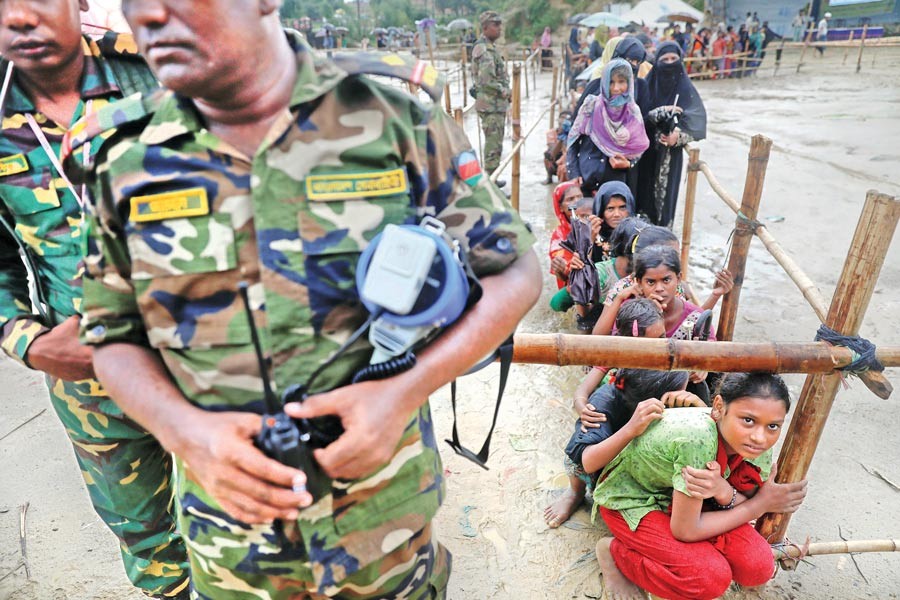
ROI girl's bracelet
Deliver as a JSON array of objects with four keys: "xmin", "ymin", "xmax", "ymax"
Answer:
[{"xmin": 715, "ymin": 486, "xmax": 737, "ymax": 510}]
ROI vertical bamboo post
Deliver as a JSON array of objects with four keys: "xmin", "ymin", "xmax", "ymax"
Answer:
[
  {"xmin": 523, "ymin": 50, "xmax": 530, "ymax": 99},
  {"xmin": 856, "ymin": 24, "xmax": 869, "ymax": 73},
  {"xmin": 461, "ymin": 44, "xmax": 468, "ymax": 102},
  {"xmin": 842, "ymin": 30, "xmax": 855, "ymax": 65},
  {"xmin": 532, "ymin": 51, "xmax": 538, "ymax": 92},
  {"xmin": 453, "ymin": 107, "xmax": 463, "ymax": 125},
  {"xmin": 797, "ymin": 25, "xmax": 814, "ymax": 73},
  {"xmin": 511, "ymin": 65, "xmax": 522, "ymax": 211},
  {"xmin": 680, "ymin": 146, "xmax": 702, "ymax": 285},
  {"xmin": 443, "ymin": 83, "xmax": 451, "ymax": 114},
  {"xmin": 756, "ymin": 191, "xmax": 900, "ymax": 544},
  {"xmin": 716, "ymin": 135, "xmax": 772, "ymax": 342},
  {"xmin": 550, "ymin": 64, "xmax": 559, "ymax": 129}
]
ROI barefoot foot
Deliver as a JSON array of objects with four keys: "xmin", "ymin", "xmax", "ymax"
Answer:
[
  {"xmin": 543, "ymin": 487, "xmax": 583, "ymax": 528},
  {"xmin": 596, "ymin": 537, "xmax": 646, "ymax": 600}
]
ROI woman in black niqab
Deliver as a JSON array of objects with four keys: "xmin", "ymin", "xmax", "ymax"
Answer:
[{"xmin": 636, "ymin": 41, "xmax": 707, "ymax": 227}]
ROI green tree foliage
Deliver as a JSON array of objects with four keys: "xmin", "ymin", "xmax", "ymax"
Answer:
[{"xmin": 504, "ymin": 0, "xmax": 564, "ymax": 46}]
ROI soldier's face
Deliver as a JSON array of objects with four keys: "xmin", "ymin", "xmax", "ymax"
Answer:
[
  {"xmin": 483, "ymin": 21, "xmax": 501, "ymax": 41},
  {"xmin": 121, "ymin": 0, "xmax": 271, "ymax": 97},
  {"xmin": 0, "ymin": 0, "xmax": 87, "ymax": 74}
]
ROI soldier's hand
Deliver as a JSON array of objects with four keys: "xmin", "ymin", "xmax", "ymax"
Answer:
[
  {"xmin": 285, "ymin": 379, "xmax": 416, "ymax": 480},
  {"xmin": 26, "ymin": 316, "xmax": 95, "ymax": 381},
  {"xmin": 177, "ymin": 410, "xmax": 313, "ymax": 523}
]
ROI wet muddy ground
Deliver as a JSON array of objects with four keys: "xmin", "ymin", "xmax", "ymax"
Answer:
[{"xmin": 1, "ymin": 45, "xmax": 898, "ymax": 599}]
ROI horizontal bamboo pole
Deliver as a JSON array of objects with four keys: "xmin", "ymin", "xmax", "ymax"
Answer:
[
  {"xmin": 489, "ymin": 99, "xmax": 557, "ymax": 182},
  {"xmin": 512, "ymin": 334, "xmax": 899, "ymax": 376},
  {"xmin": 774, "ymin": 538, "xmax": 899, "ymax": 561}
]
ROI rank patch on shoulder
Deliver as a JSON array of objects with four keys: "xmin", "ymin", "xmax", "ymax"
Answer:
[
  {"xmin": 306, "ymin": 168, "xmax": 409, "ymax": 201},
  {"xmin": 454, "ymin": 150, "xmax": 482, "ymax": 187},
  {"xmin": 0, "ymin": 154, "xmax": 29, "ymax": 177},
  {"xmin": 129, "ymin": 187, "xmax": 210, "ymax": 222}
]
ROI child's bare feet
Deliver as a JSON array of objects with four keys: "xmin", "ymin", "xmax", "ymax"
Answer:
[
  {"xmin": 543, "ymin": 487, "xmax": 582, "ymax": 528},
  {"xmin": 596, "ymin": 537, "xmax": 647, "ymax": 599}
]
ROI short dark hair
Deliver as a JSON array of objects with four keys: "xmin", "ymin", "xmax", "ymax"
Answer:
[
  {"xmin": 615, "ymin": 298, "xmax": 663, "ymax": 337},
  {"xmin": 634, "ymin": 244, "xmax": 681, "ymax": 280},
  {"xmin": 715, "ymin": 373, "xmax": 792, "ymax": 411},
  {"xmin": 617, "ymin": 368, "xmax": 690, "ymax": 413}
]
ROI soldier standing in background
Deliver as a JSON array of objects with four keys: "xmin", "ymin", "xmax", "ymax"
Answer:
[
  {"xmin": 471, "ymin": 10, "xmax": 510, "ymax": 188},
  {"xmin": 68, "ymin": 0, "xmax": 540, "ymax": 597},
  {"xmin": 0, "ymin": 0, "xmax": 188, "ymax": 597}
]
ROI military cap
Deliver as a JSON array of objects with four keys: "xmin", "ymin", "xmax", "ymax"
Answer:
[{"xmin": 479, "ymin": 11, "xmax": 503, "ymax": 26}]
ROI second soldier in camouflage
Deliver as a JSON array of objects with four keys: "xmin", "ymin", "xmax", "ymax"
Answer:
[{"xmin": 471, "ymin": 10, "xmax": 511, "ymax": 183}]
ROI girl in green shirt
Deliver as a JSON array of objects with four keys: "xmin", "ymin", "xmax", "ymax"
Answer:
[{"xmin": 594, "ymin": 373, "xmax": 808, "ymax": 600}]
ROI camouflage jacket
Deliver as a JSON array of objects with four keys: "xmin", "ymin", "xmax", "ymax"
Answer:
[
  {"xmin": 70, "ymin": 32, "xmax": 533, "ymax": 584},
  {"xmin": 471, "ymin": 36, "xmax": 510, "ymax": 113},
  {"xmin": 0, "ymin": 33, "xmax": 154, "ymax": 367}
]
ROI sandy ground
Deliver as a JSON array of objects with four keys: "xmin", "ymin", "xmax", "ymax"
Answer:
[{"xmin": 1, "ymin": 45, "xmax": 898, "ymax": 599}]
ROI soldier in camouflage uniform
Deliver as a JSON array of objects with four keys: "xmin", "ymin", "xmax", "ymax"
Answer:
[
  {"xmin": 471, "ymin": 11, "xmax": 511, "ymax": 185},
  {"xmin": 68, "ymin": 1, "xmax": 540, "ymax": 598},
  {"xmin": 0, "ymin": 1, "xmax": 188, "ymax": 597}
]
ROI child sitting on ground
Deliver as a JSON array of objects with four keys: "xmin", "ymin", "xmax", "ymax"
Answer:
[
  {"xmin": 594, "ymin": 373, "xmax": 808, "ymax": 600},
  {"xmin": 544, "ymin": 300, "xmax": 705, "ymax": 528}
]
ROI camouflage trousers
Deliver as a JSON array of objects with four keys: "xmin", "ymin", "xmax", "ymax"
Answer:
[
  {"xmin": 180, "ymin": 491, "xmax": 452, "ymax": 600},
  {"xmin": 46, "ymin": 375, "xmax": 189, "ymax": 598},
  {"xmin": 478, "ymin": 111, "xmax": 506, "ymax": 175}
]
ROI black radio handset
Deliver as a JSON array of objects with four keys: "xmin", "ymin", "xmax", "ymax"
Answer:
[{"xmin": 237, "ymin": 282, "xmax": 331, "ymax": 503}]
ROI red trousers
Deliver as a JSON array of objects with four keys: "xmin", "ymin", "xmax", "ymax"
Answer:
[{"xmin": 600, "ymin": 507, "xmax": 775, "ymax": 600}]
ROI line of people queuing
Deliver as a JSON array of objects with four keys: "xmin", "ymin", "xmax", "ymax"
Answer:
[{"xmin": 543, "ymin": 26, "xmax": 809, "ymax": 600}]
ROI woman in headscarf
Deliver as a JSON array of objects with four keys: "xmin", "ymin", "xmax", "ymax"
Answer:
[
  {"xmin": 566, "ymin": 58, "xmax": 650, "ymax": 198},
  {"xmin": 577, "ymin": 37, "xmax": 649, "ymax": 121},
  {"xmin": 549, "ymin": 181, "xmax": 586, "ymax": 289},
  {"xmin": 568, "ymin": 27, "xmax": 589, "ymax": 85},
  {"xmin": 636, "ymin": 41, "xmax": 707, "ymax": 228},
  {"xmin": 594, "ymin": 180, "xmax": 636, "ymax": 258},
  {"xmin": 541, "ymin": 26, "xmax": 552, "ymax": 49},
  {"xmin": 598, "ymin": 36, "xmax": 623, "ymax": 70}
]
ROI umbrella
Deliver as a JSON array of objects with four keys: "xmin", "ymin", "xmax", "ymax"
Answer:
[
  {"xmin": 387, "ymin": 26, "xmax": 402, "ymax": 34},
  {"xmin": 335, "ymin": 26, "xmax": 349, "ymax": 34},
  {"xmin": 447, "ymin": 18, "xmax": 472, "ymax": 31},
  {"xmin": 370, "ymin": 27, "xmax": 388, "ymax": 35},
  {"xmin": 567, "ymin": 13, "xmax": 590, "ymax": 25},
  {"xmin": 574, "ymin": 57, "xmax": 603, "ymax": 81},
  {"xmin": 579, "ymin": 12, "xmax": 629, "ymax": 29},
  {"xmin": 314, "ymin": 28, "xmax": 328, "ymax": 38},
  {"xmin": 657, "ymin": 12, "xmax": 699, "ymax": 24}
]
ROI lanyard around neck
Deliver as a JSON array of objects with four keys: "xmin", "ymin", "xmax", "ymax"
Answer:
[{"xmin": 25, "ymin": 110, "xmax": 89, "ymax": 212}]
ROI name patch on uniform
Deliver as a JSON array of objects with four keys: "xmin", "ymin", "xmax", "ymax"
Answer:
[
  {"xmin": 129, "ymin": 187, "xmax": 210, "ymax": 222},
  {"xmin": 306, "ymin": 168, "xmax": 408, "ymax": 201},
  {"xmin": 0, "ymin": 154, "xmax": 29, "ymax": 177}
]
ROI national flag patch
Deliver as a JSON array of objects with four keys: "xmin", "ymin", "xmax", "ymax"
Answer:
[{"xmin": 454, "ymin": 150, "xmax": 482, "ymax": 187}]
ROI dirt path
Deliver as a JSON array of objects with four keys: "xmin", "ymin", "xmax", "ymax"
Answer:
[{"xmin": 1, "ymin": 46, "xmax": 898, "ymax": 599}]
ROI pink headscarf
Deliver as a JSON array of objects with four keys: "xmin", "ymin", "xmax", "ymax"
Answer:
[
  {"xmin": 568, "ymin": 59, "xmax": 649, "ymax": 160},
  {"xmin": 541, "ymin": 27, "xmax": 552, "ymax": 48}
]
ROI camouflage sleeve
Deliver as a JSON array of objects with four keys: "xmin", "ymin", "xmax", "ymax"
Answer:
[
  {"xmin": 0, "ymin": 206, "xmax": 50, "ymax": 367},
  {"xmin": 78, "ymin": 171, "xmax": 150, "ymax": 348},
  {"xmin": 422, "ymin": 108, "xmax": 534, "ymax": 276},
  {"xmin": 473, "ymin": 48, "xmax": 506, "ymax": 97}
]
